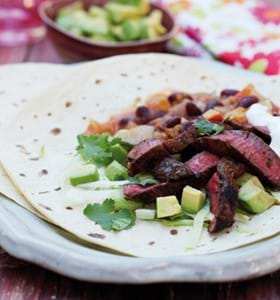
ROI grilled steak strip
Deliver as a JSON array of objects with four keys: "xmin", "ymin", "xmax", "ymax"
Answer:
[
  {"xmin": 185, "ymin": 151, "xmax": 220, "ymax": 185},
  {"xmin": 123, "ymin": 182, "xmax": 186, "ymax": 203},
  {"xmin": 194, "ymin": 130, "xmax": 280, "ymax": 189},
  {"xmin": 152, "ymin": 157, "xmax": 191, "ymax": 182},
  {"xmin": 127, "ymin": 139, "xmax": 169, "ymax": 176},
  {"xmin": 164, "ymin": 123, "xmax": 198, "ymax": 153},
  {"xmin": 207, "ymin": 158, "xmax": 245, "ymax": 233},
  {"xmin": 225, "ymin": 120, "xmax": 271, "ymax": 144}
]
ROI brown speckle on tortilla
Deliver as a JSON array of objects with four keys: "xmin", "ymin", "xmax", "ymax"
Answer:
[
  {"xmin": 29, "ymin": 157, "xmax": 39, "ymax": 161},
  {"xmin": 33, "ymin": 114, "xmax": 38, "ymax": 119},
  {"xmin": 33, "ymin": 138, "xmax": 39, "ymax": 142},
  {"xmin": 19, "ymin": 173, "xmax": 26, "ymax": 177},
  {"xmin": 150, "ymin": 72, "xmax": 155, "ymax": 76},
  {"xmin": 82, "ymin": 116, "xmax": 87, "ymax": 120},
  {"xmin": 200, "ymin": 75, "xmax": 208, "ymax": 80},
  {"xmin": 38, "ymin": 203, "xmax": 52, "ymax": 211},
  {"xmin": 38, "ymin": 191, "xmax": 50, "ymax": 195},
  {"xmin": 121, "ymin": 73, "xmax": 128, "ymax": 77},
  {"xmin": 65, "ymin": 206, "xmax": 73, "ymax": 210},
  {"xmin": 39, "ymin": 169, "xmax": 48, "ymax": 176},
  {"xmin": 19, "ymin": 125, "xmax": 24, "ymax": 130},
  {"xmin": 88, "ymin": 233, "xmax": 106, "ymax": 239},
  {"xmin": 170, "ymin": 229, "xmax": 178, "ymax": 235},
  {"xmin": 65, "ymin": 101, "xmax": 72, "ymax": 108},
  {"xmin": 21, "ymin": 98, "xmax": 27, "ymax": 103},
  {"xmin": 0, "ymin": 90, "xmax": 5, "ymax": 95},
  {"xmin": 54, "ymin": 187, "xmax": 61, "ymax": 191},
  {"xmin": 137, "ymin": 87, "xmax": 142, "ymax": 91},
  {"xmin": 50, "ymin": 128, "xmax": 61, "ymax": 135},
  {"xmin": 137, "ymin": 75, "xmax": 143, "ymax": 79},
  {"xmin": 95, "ymin": 79, "xmax": 102, "ymax": 84},
  {"xmin": 47, "ymin": 112, "xmax": 52, "ymax": 117},
  {"xmin": 148, "ymin": 241, "xmax": 155, "ymax": 246}
]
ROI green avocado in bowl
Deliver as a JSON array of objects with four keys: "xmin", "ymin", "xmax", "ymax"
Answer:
[{"xmin": 55, "ymin": 0, "xmax": 167, "ymax": 43}]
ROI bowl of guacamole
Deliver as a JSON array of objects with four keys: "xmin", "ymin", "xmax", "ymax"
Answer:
[{"xmin": 39, "ymin": 0, "xmax": 175, "ymax": 59}]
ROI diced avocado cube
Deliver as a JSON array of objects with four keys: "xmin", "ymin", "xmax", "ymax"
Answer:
[
  {"xmin": 122, "ymin": 19, "xmax": 142, "ymax": 41},
  {"xmin": 111, "ymin": 25, "xmax": 125, "ymax": 41},
  {"xmin": 156, "ymin": 196, "xmax": 182, "ymax": 218},
  {"xmin": 236, "ymin": 173, "xmax": 264, "ymax": 189},
  {"xmin": 111, "ymin": 144, "xmax": 128, "ymax": 165},
  {"xmin": 239, "ymin": 181, "xmax": 275, "ymax": 214},
  {"xmin": 69, "ymin": 164, "xmax": 99, "ymax": 186},
  {"xmin": 105, "ymin": 3, "xmax": 141, "ymax": 24},
  {"xmin": 114, "ymin": 198, "xmax": 143, "ymax": 210},
  {"xmin": 56, "ymin": 15, "xmax": 77, "ymax": 31},
  {"xmin": 181, "ymin": 185, "xmax": 206, "ymax": 214},
  {"xmin": 105, "ymin": 160, "xmax": 128, "ymax": 181},
  {"xmin": 147, "ymin": 10, "xmax": 166, "ymax": 35},
  {"xmin": 72, "ymin": 11, "xmax": 109, "ymax": 35},
  {"xmin": 91, "ymin": 34, "xmax": 116, "ymax": 42},
  {"xmin": 88, "ymin": 6, "xmax": 107, "ymax": 18}
]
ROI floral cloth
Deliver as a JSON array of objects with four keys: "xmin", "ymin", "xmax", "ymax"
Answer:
[{"xmin": 155, "ymin": 0, "xmax": 280, "ymax": 75}]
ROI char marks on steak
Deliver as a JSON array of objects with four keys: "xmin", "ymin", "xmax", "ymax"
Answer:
[
  {"xmin": 194, "ymin": 130, "xmax": 280, "ymax": 189},
  {"xmin": 225, "ymin": 120, "xmax": 271, "ymax": 144},
  {"xmin": 127, "ymin": 139, "xmax": 169, "ymax": 176},
  {"xmin": 185, "ymin": 151, "xmax": 220, "ymax": 185},
  {"xmin": 207, "ymin": 158, "xmax": 245, "ymax": 233},
  {"xmin": 123, "ymin": 182, "xmax": 186, "ymax": 202},
  {"xmin": 164, "ymin": 123, "xmax": 197, "ymax": 153},
  {"xmin": 153, "ymin": 157, "xmax": 191, "ymax": 182}
]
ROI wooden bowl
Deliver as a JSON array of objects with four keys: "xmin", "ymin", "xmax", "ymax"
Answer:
[{"xmin": 39, "ymin": 0, "xmax": 176, "ymax": 60}]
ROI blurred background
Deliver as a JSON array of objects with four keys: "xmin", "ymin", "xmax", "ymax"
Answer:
[{"xmin": 0, "ymin": 0, "xmax": 279, "ymax": 75}]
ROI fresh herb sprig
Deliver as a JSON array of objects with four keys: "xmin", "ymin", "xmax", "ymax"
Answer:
[
  {"xmin": 84, "ymin": 199, "xmax": 136, "ymax": 231},
  {"xmin": 193, "ymin": 119, "xmax": 224, "ymax": 136}
]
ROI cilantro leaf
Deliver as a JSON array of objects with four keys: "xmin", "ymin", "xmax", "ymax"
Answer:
[
  {"xmin": 114, "ymin": 0, "xmax": 141, "ymax": 6},
  {"xmin": 193, "ymin": 119, "xmax": 224, "ymax": 136},
  {"xmin": 128, "ymin": 174, "xmax": 159, "ymax": 185},
  {"xmin": 83, "ymin": 199, "xmax": 135, "ymax": 231},
  {"xmin": 77, "ymin": 134, "xmax": 132, "ymax": 167}
]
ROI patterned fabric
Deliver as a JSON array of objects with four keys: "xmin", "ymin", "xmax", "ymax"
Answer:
[{"xmin": 155, "ymin": 0, "xmax": 280, "ymax": 75}]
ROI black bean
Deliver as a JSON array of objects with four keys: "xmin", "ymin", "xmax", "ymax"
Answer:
[
  {"xmin": 135, "ymin": 106, "xmax": 151, "ymax": 124},
  {"xmin": 168, "ymin": 92, "xmax": 193, "ymax": 105},
  {"xmin": 220, "ymin": 89, "xmax": 239, "ymax": 97},
  {"xmin": 186, "ymin": 102, "xmax": 202, "ymax": 116},
  {"xmin": 206, "ymin": 99, "xmax": 223, "ymax": 110},
  {"xmin": 118, "ymin": 117, "xmax": 132, "ymax": 127},
  {"xmin": 237, "ymin": 96, "xmax": 259, "ymax": 108},
  {"xmin": 162, "ymin": 116, "xmax": 181, "ymax": 128}
]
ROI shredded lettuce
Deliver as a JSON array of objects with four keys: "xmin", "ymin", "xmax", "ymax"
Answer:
[{"xmin": 185, "ymin": 205, "xmax": 210, "ymax": 250}]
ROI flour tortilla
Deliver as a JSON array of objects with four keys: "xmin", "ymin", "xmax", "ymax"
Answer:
[
  {"xmin": 0, "ymin": 63, "xmax": 83, "ymax": 214},
  {"xmin": 0, "ymin": 53, "xmax": 280, "ymax": 257}
]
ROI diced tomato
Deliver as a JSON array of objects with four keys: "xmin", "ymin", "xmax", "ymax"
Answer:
[{"xmin": 203, "ymin": 109, "xmax": 224, "ymax": 122}]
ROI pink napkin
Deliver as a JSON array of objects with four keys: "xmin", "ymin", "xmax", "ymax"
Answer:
[{"xmin": 155, "ymin": 0, "xmax": 280, "ymax": 75}]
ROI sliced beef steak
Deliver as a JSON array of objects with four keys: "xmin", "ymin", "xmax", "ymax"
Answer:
[
  {"xmin": 152, "ymin": 157, "xmax": 191, "ymax": 182},
  {"xmin": 127, "ymin": 139, "xmax": 169, "ymax": 176},
  {"xmin": 164, "ymin": 123, "xmax": 197, "ymax": 153},
  {"xmin": 124, "ymin": 182, "xmax": 186, "ymax": 203},
  {"xmin": 185, "ymin": 151, "xmax": 220, "ymax": 184},
  {"xmin": 225, "ymin": 120, "xmax": 271, "ymax": 144},
  {"xmin": 195, "ymin": 130, "xmax": 280, "ymax": 189},
  {"xmin": 207, "ymin": 158, "xmax": 245, "ymax": 233}
]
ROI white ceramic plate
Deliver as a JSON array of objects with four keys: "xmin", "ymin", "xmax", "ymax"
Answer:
[{"xmin": 1, "ymin": 196, "xmax": 280, "ymax": 283}]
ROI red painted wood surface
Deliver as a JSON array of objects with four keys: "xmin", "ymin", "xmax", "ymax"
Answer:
[{"xmin": 0, "ymin": 0, "xmax": 280, "ymax": 298}]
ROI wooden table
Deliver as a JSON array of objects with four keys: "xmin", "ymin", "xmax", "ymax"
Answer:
[{"xmin": 1, "ymin": 7, "xmax": 280, "ymax": 298}]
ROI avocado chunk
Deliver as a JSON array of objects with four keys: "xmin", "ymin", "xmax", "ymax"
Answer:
[
  {"xmin": 105, "ymin": 160, "xmax": 128, "ymax": 181},
  {"xmin": 236, "ymin": 173, "xmax": 264, "ymax": 189},
  {"xmin": 111, "ymin": 143, "xmax": 128, "ymax": 165},
  {"xmin": 122, "ymin": 19, "xmax": 142, "ymax": 41},
  {"xmin": 156, "ymin": 196, "xmax": 182, "ymax": 218},
  {"xmin": 135, "ymin": 208, "xmax": 156, "ymax": 220},
  {"xmin": 114, "ymin": 198, "xmax": 143, "ymax": 210},
  {"xmin": 181, "ymin": 185, "xmax": 206, "ymax": 214},
  {"xmin": 105, "ymin": 3, "xmax": 141, "ymax": 24},
  {"xmin": 88, "ymin": 6, "xmax": 108, "ymax": 18},
  {"xmin": 239, "ymin": 181, "xmax": 275, "ymax": 214},
  {"xmin": 69, "ymin": 164, "xmax": 99, "ymax": 186}
]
